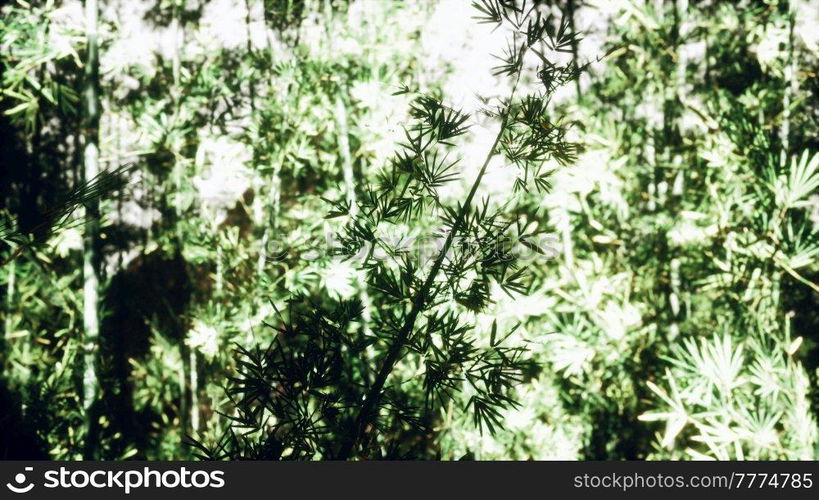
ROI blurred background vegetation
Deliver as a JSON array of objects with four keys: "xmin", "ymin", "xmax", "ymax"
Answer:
[{"xmin": 1, "ymin": 0, "xmax": 818, "ymax": 460}]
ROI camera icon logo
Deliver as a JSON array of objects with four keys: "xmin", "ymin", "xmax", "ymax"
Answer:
[{"xmin": 6, "ymin": 467, "xmax": 34, "ymax": 494}]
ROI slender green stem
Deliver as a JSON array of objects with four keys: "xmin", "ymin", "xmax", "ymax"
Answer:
[{"xmin": 82, "ymin": 0, "xmax": 101, "ymax": 459}]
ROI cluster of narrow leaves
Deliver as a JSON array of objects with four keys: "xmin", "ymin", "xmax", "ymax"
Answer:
[
  {"xmin": 640, "ymin": 99, "xmax": 819, "ymax": 459},
  {"xmin": 1, "ymin": 166, "xmax": 132, "ymax": 266},
  {"xmin": 595, "ymin": 0, "xmax": 819, "ymax": 459},
  {"xmin": 197, "ymin": 0, "xmax": 582, "ymax": 460}
]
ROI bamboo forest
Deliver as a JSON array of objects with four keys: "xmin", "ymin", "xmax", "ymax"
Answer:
[{"xmin": 1, "ymin": 0, "xmax": 818, "ymax": 461}]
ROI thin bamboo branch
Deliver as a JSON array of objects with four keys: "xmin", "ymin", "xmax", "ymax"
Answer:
[
  {"xmin": 337, "ymin": 76, "xmax": 521, "ymax": 459},
  {"xmin": 2, "ymin": 257, "xmax": 15, "ymax": 371},
  {"xmin": 776, "ymin": 258, "xmax": 819, "ymax": 294}
]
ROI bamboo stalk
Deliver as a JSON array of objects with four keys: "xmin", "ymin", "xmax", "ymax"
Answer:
[
  {"xmin": 567, "ymin": 0, "xmax": 582, "ymax": 98},
  {"xmin": 668, "ymin": 0, "xmax": 688, "ymax": 341},
  {"xmin": 334, "ymin": 95, "xmax": 374, "ymax": 338},
  {"xmin": 81, "ymin": 0, "xmax": 101, "ymax": 459},
  {"xmin": 190, "ymin": 350, "xmax": 199, "ymax": 432},
  {"xmin": 256, "ymin": 0, "xmax": 283, "ymax": 282},
  {"xmin": 3, "ymin": 257, "xmax": 15, "ymax": 371},
  {"xmin": 781, "ymin": 9, "xmax": 796, "ymax": 157}
]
